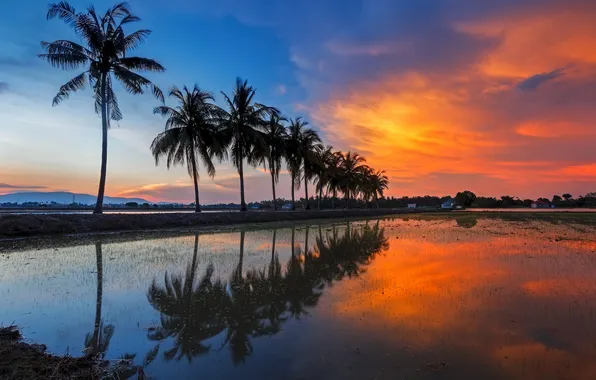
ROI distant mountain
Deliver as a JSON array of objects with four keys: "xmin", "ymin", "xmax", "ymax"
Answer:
[{"xmin": 0, "ymin": 191, "xmax": 149, "ymax": 205}]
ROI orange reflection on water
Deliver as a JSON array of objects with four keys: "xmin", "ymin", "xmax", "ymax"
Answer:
[{"xmin": 324, "ymin": 218, "xmax": 596, "ymax": 379}]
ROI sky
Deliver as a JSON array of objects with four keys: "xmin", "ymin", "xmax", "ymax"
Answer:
[{"xmin": 1, "ymin": 0, "xmax": 596, "ymax": 203}]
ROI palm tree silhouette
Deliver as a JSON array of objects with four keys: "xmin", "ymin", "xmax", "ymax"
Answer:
[
  {"xmin": 221, "ymin": 79, "xmax": 277, "ymax": 211},
  {"xmin": 147, "ymin": 234, "xmax": 227, "ymax": 361},
  {"xmin": 314, "ymin": 145, "xmax": 335, "ymax": 210},
  {"xmin": 40, "ymin": 2, "xmax": 164, "ymax": 214},
  {"xmin": 337, "ymin": 151, "xmax": 367, "ymax": 208},
  {"xmin": 151, "ymin": 86, "xmax": 227, "ymax": 212},
  {"xmin": 286, "ymin": 117, "xmax": 310, "ymax": 210},
  {"xmin": 262, "ymin": 114, "xmax": 288, "ymax": 210},
  {"xmin": 369, "ymin": 170, "xmax": 389, "ymax": 208},
  {"xmin": 298, "ymin": 126, "xmax": 323, "ymax": 210}
]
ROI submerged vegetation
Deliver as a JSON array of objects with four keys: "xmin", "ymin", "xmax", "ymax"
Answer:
[{"xmin": 41, "ymin": 2, "xmax": 389, "ymax": 213}]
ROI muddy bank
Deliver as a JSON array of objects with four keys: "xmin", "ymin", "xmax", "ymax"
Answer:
[
  {"xmin": 0, "ymin": 209, "xmax": 437, "ymax": 238},
  {"xmin": 0, "ymin": 326, "xmax": 111, "ymax": 380}
]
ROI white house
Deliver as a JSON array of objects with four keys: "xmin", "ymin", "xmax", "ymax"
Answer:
[
  {"xmin": 407, "ymin": 203, "xmax": 417, "ymax": 209},
  {"xmin": 281, "ymin": 203, "xmax": 293, "ymax": 210}
]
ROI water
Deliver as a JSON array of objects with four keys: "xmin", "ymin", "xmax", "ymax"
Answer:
[{"xmin": 2, "ymin": 216, "xmax": 596, "ymax": 379}]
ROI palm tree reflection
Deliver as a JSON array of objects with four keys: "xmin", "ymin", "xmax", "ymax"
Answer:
[
  {"xmin": 147, "ymin": 222, "xmax": 389, "ymax": 365},
  {"xmin": 147, "ymin": 234, "xmax": 226, "ymax": 362}
]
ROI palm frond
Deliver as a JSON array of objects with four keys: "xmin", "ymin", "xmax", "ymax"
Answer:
[
  {"xmin": 52, "ymin": 71, "xmax": 88, "ymax": 106},
  {"xmin": 117, "ymin": 57, "xmax": 165, "ymax": 72}
]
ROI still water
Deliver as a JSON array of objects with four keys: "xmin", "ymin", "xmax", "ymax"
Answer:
[{"xmin": 2, "ymin": 216, "xmax": 596, "ymax": 379}]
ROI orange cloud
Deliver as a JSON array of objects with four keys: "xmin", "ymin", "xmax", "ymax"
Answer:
[{"xmin": 310, "ymin": 3, "xmax": 596, "ymax": 198}]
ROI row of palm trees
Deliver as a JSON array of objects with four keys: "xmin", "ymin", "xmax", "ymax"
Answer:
[
  {"xmin": 40, "ymin": 2, "xmax": 389, "ymax": 213},
  {"xmin": 147, "ymin": 222, "xmax": 389, "ymax": 365},
  {"xmin": 150, "ymin": 83, "xmax": 390, "ymax": 212}
]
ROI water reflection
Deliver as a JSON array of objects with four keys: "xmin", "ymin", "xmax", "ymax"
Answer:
[
  {"xmin": 147, "ymin": 222, "xmax": 389, "ymax": 365},
  {"xmin": 3, "ymin": 217, "xmax": 596, "ymax": 379}
]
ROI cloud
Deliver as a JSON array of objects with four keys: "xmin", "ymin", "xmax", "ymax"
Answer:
[
  {"xmin": 516, "ymin": 68, "xmax": 565, "ymax": 91},
  {"xmin": 0, "ymin": 183, "xmax": 46, "ymax": 190},
  {"xmin": 0, "ymin": 82, "xmax": 9, "ymax": 94}
]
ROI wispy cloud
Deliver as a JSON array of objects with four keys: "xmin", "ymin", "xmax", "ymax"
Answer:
[{"xmin": 516, "ymin": 68, "xmax": 565, "ymax": 91}]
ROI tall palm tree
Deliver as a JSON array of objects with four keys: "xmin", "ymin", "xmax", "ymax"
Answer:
[
  {"xmin": 40, "ymin": 2, "xmax": 165, "ymax": 214},
  {"xmin": 298, "ymin": 126, "xmax": 322, "ymax": 210},
  {"xmin": 151, "ymin": 86, "xmax": 227, "ymax": 212},
  {"xmin": 262, "ymin": 114, "xmax": 287, "ymax": 210},
  {"xmin": 286, "ymin": 118, "xmax": 306, "ymax": 210},
  {"xmin": 221, "ymin": 78, "xmax": 276, "ymax": 211},
  {"xmin": 314, "ymin": 145, "xmax": 334, "ymax": 210},
  {"xmin": 338, "ymin": 151, "xmax": 367, "ymax": 208}
]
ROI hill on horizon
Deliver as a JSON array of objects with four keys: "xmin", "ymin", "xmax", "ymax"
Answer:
[{"xmin": 0, "ymin": 191, "xmax": 150, "ymax": 205}]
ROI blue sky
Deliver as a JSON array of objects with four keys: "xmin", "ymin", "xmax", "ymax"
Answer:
[{"xmin": 2, "ymin": 0, "xmax": 596, "ymax": 202}]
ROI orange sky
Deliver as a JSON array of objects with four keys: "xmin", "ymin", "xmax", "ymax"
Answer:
[{"xmin": 1, "ymin": 0, "xmax": 596, "ymax": 202}]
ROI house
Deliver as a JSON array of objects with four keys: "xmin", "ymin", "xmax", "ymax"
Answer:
[
  {"xmin": 441, "ymin": 199, "xmax": 456, "ymax": 209},
  {"xmin": 407, "ymin": 203, "xmax": 417, "ymax": 209},
  {"xmin": 249, "ymin": 204, "xmax": 260, "ymax": 210},
  {"xmin": 281, "ymin": 203, "xmax": 293, "ymax": 210}
]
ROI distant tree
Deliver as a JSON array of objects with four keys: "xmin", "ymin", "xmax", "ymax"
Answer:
[
  {"xmin": 455, "ymin": 191, "xmax": 477, "ymax": 207},
  {"xmin": 552, "ymin": 195, "xmax": 563, "ymax": 204},
  {"xmin": 562, "ymin": 193, "xmax": 573, "ymax": 201},
  {"xmin": 125, "ymin": 202, "xmax": 139, "ymax": 208},
  {"xmin": 523, "ymin": 199, "xmax": 534, "ymax": 207},
  {"xmin": 40, "ymin": 2, "xmax": 165, "ymax": 213},
  {"xmin": 142, "ymin": 202, "xmax": 150, "ymax": 208},
  {"xmin": 500, "ymin": 195, "xmax": 514, "ymax": 207}
]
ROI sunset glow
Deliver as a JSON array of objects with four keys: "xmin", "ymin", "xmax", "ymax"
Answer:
[{"xmin": 1, "ymin": 0, "xmax": 595, "ymax": 202}]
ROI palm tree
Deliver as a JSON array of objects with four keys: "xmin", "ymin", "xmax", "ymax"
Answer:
[
  {"xmin": 298, "ymin": 126, "xmax": 322, "ymax": 210},
  {"xmin": 40, "ymin": 2, "xmax": 165, "ymax": 214},
  {"xmin": 262, "ymin": 114, "xmax": 287, "ymax": 210},
  {"xmin": 151, "ymin": 86, "xmax": 227, "ymax": 212},
  {"xmin": 286, "ymin": 118, "xmax": 306, "ymax": 210},
  {"xmin": 338, "ymin": 151, "xmax": 367, "ymax": 208},
  {"xmin": 325, "ymin": 152, "xmax": 343, "ymax": 209},
  {"xmin": 221, "ymin": 78, "xmax": 276, "ymax": 211},
  {"xmin": 369, "ymin": 169, "xmax": 389, "ymax": 208},
  {"xmin": 314, "ymin": 145, "xmax": 334, "ymax": 210}
]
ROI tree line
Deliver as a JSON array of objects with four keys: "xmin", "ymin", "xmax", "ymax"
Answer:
[{"xmin": 40, "ymin": 2, "xmax": 388, "ymax": 213}]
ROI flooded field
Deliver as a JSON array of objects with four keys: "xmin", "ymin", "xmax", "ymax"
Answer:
[{"xmin": 2, "ymin": 215, "xmax": 596, "ymax": 379}]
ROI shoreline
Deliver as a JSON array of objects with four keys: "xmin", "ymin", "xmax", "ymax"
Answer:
[{"xmin": 0, "ymin": 208, "xmax": 436, "ymax": 239}]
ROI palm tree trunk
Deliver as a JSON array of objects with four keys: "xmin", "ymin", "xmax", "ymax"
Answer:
[
  {"xmin": 94, "ymin": 75, "xmax": 108, "ymax": 214},
  {"xmin": 332, "ymin": 190, "xmax": 336, "ymax": 210},
  {"xmin": 304, "ymin": 172, "xmax": 310, "ymax": 210},
  {"xmin": 345, "ymin": 191, "xmax": 350, "ymax": 209},
  {"xmin": 271, "ymin": 229, "xmax": 276, "ymax": 266},
  {"xmin": 318, "ymin": 186, "xmax": 322, "ymax": 210},
  {"xmin": 305, "ymin": 225, "xmax": 310, "ymax": 253},
  {"xmin": 270, "ymin": 170, "xmax": 277, "ymax": 211},
  {"xmin": 375, "ymin": 194, "xmax": 379, "ymax": 208},
  {"xmin": 239, "ymin": 158, "xmax": 247, "ymax": 212},
  {"xmin": 291, "ymin": 173, "xmax": 296, "ymax": 211},
  {"xmin": 92, "ymin": 242, "xmax": 103, "ymax": 351},
  {"xmin": 238, "ymin": 230, "xmax": 245, "ymax": 274},
  {"xmin": 190, "ymin": 151, "xmax": 201, "ymax": 212}
]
